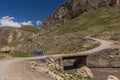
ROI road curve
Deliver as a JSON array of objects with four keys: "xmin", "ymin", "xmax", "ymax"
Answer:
[
  {"xmin": 0, "ymin": 38, "xmax": 114, "ymax": 80},
  {"xmin": 52, "ymin": 38, "xmax": 114, "ymax": 58}
]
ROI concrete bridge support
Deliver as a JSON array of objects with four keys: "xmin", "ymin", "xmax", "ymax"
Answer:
[
  {"xmin": 58, "ymin": 58, "xmax": 64, "ymax": 70},
  {"xmin": 73, "ymin": 56, "xmax": 87, "ymax": 68},
  {"xmin": 58, "ymin": 55, "xmax": 88, "ymax": 70}
]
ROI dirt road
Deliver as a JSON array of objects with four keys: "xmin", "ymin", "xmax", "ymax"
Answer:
[
  {"xmin": 52, "ymin": 38, "xmax": 114, "ymax": 58},
  {"xmin": 0, "ymin": 38, "xmax": 114, "ymax": 80},
  {"xmin": 0, "ymin": 58, "xmax": 54, "ymax": 80}
]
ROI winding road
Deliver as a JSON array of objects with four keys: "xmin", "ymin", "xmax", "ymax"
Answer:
[{"xmin": 0, "ymin": 38, "xmax": 114, "ymax": 80}]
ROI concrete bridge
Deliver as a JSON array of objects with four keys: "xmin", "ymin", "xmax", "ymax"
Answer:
[{"xmin": 19, "ymin": 38, "xmax": 115, "ymax": 69}]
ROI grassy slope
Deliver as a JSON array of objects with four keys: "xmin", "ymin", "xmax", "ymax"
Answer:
[{"xmin": 51, "ymin": 6, "xmax": 120, "ymax": 40}]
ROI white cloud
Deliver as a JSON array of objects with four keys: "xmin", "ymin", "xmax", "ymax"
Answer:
[
  {"xmin": 21, "ymin": 21, "xmax": 33, "ymax": 26},
  {"xmin": 0, "ymin": 16, "xmax": 21, "ymax": 27},
  {"xmin": 36, "ymin": 20, "xmax": 42, "ymax": 25},
  {"xmin": 0, "ymin": 16, "xmax": 34, "ymax": 27}
]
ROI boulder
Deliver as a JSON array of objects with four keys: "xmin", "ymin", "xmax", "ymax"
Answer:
[
  {"xmin": 49, "ymin": 58, "xmax": 55, "ymax": 62},
  {"xmin": 111, "ymin": 61, "xmax": 120, "ymax": 68},
  {"xmin": 55, "ymin": 64, "xmax": 61, "ymax": 71},
  {"xmin": 0, "ymin": 46, "xmax": 14, "ymax": 52},
  {"xmin": 77, "ymin": 66, "xmax": 94, "ymax": 78},
  {"xmin": 116, "ymin": 0, "xmax": 120, "ymax": 5},
  {"xmin": 107, "ymin": 75, "xmax": 120, "ymax": 80},
  {"xmin": 30, "ymin": 61, "xmax": 39, "ymax": 66}
]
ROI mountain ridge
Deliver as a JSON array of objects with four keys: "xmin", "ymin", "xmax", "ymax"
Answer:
[{"xmin": 41, "ymin": 0, "xmax": 119, "ymax": 28}]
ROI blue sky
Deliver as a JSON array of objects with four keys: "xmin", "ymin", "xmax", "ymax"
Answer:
[{"xmin": 0, "ymin": 0, "xmax": 65, "ymax": 27}]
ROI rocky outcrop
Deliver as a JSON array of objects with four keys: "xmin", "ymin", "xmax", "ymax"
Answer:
[
  {"xmin": 41, "ymin": 0, "xmax": 117, "ymax": 28},
  {"xmin": 107, "ymin": 75, "xmax": 120, "ymax": 80},
  {"xmin": 0, "ymin": 27, "xmax": 14, "ymax": 47},
  {"xmin": 8, "ymin": 30, "xmax": 23, "ymax": 43},
  {"xmin": 8, "ymin": 31, "xmax": 14, "ymax": 43},
  {"xmin": 77, "ymin": 66, "xmax": 94, "ymax": 78}
]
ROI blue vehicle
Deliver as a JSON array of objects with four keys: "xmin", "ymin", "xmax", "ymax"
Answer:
[{"xmin": 33, "ymin": 50, "xmax": 44, "ymax": 56}]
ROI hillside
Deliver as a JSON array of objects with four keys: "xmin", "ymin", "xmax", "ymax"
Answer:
[
  {"xmin": 41, "ymin": 0, "xmax": 118, "ymax": 28},
  {"xmin": 48, "ymin": 6, "xmax": 120, "ymax": 41},
  {"xmin": 0, "ymin": 26, "xmax": 98, "ymax": 54}
]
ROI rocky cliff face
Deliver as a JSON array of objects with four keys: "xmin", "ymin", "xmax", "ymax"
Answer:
[{"xmin": 41, "ymin": 0, "xmax": 117, "ymax": 28}]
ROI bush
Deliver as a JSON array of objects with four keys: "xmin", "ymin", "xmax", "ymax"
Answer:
[{"xmin": 10, "ymin": 51, "xmax": 34, "ymax": 57}]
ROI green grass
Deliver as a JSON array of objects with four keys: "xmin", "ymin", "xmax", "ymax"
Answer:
[
  {"xmin": 48, "ymin": 7, "xmax": 120, "ymax": 36},
  {"xmin": 10, "ymin": 51, "xmax": 34, "ymax": 57}
]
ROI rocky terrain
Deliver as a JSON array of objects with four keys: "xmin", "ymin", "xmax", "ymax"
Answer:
[
  {"xmin": 30, "ymin": 48, "xmax": 120, "ymax": 80},
  {"xmin": 45, "ymin": 6, "xmax": 120, "ymax": 41},
  {"xmin": 41, "ymin": 0, "xmax": 119, "ymax": 28},
  {"xmin": 87, "ymin": 48, "xmax": 120, "ymax": 68},
  {"xmin": 0, "ymin": 27, "xmax": 15, "ymax": 47},
  {"xmin": 0, "ymin": 0, "xmax": 120, "ymax": 80},
  {"xmin": 0, "ymin": 26, "xmax": 99, "ymax": 54},
  {"xmin": 28, "ymin": 38, "xmax": 120, "ymax": 80}
]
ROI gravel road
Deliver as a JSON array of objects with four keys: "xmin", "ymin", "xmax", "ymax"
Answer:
[{"xmin": 0, "ymin": 58, "xmax": 54, "ymax": 80}]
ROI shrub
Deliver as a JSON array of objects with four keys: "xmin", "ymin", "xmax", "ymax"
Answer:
[{"xmin": 10, "ymin": 51, "xmax": 34, "ymax": 57}]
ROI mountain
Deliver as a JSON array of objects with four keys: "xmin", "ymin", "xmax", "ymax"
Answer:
[
  {"xmin": 0, "ymin": 0, "xmax": 120, "ymax": 54},
  {"xmin": 50, "ymin": 6, "xmax": 120, "ymax": 40},
  {"xmin": 41, "ymin": 0, "xmax": 120, "ymax": 41},
  {"xmin": 41, "ymin": 0, "xmax": 119, "ymax": 28}
]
